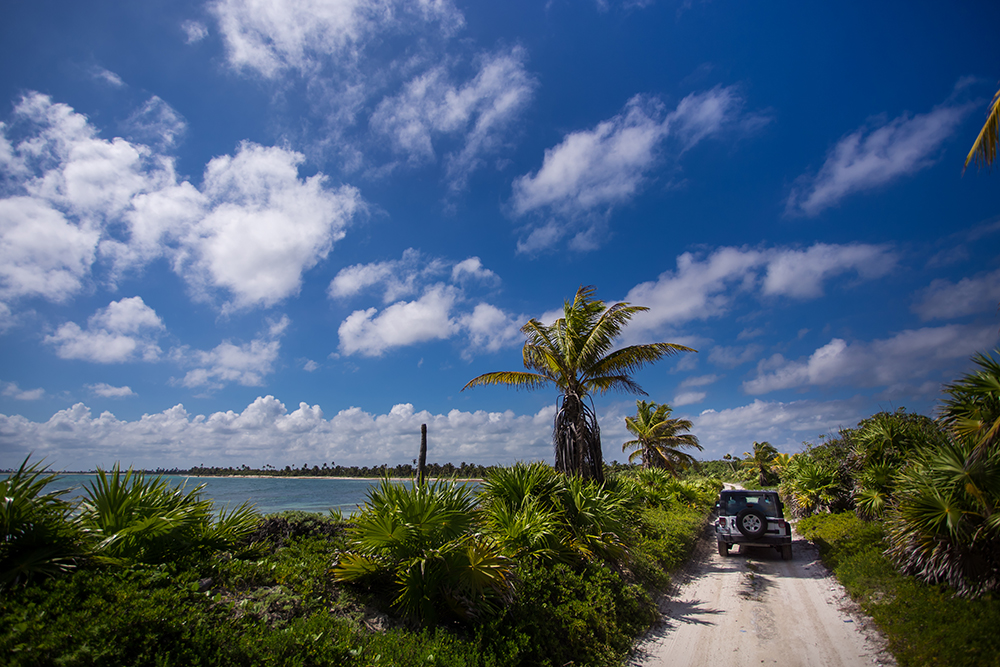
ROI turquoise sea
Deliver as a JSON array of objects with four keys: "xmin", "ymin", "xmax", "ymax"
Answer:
[{"xmin": 45, "ymin": 474, "xmax": 466, "ymax": 515}]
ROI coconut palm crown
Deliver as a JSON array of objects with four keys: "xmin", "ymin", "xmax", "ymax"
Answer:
[
  {"xmin": 463, "ymin": 286, "xmax": 695, "ymax": 483},
  {"xmin": 622, "ymin": 400, "xmax": 702, "ymax": 474},
  {"xmin": 742, "ymin": 441, "xmax": 779, "ymax": 486}
]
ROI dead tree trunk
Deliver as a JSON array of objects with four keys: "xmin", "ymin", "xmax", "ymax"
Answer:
[{"xmin": 418, "ymin": 423, "xmax": 427, "ymax": 486}]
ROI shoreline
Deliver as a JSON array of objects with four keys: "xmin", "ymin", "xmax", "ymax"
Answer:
[
  {"xmin": 210, "ymin": 475, "xmax": 484, "ymax": 482},
  {"xmin": 49, "ymin": 472, "xmax": 484, "ymax": 482}
]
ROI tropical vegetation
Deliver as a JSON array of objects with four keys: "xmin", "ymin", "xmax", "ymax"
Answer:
[
  {"xmin": 770, "ymin": 349, "xmax": 1000, "ymax": 599},
  {"xmin": 1, "ymin": 457, "xmax": 719, "ymax": 666},
  {"xmin": 463, "ymin": 285, "xmax": 694, "ymax": 482},
  {"xmin": 622, "ymin": 400, "xmax": 702, "ymax": 473},
  {"xmin": 0, "ymin": 458, "xmax": 86, "ymax": 588},
  {"xmin": 741, "ymin": 440, "xmax": 779, "ymax": 486}
]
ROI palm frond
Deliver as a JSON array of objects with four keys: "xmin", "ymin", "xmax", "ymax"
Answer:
[
  {"xmin": 462, "ymin": 370, "xmax": 552, "ymax": 392},
  {"xmin": 939, "ymin": 350, "xmax": 1000, "ymax": 456},
  {"xmin": 590, "ymin": 342, "xmax": 696, "ymax": 380},
  {"xmin": 965, "ymin": 87, "xmax": 1000, "ymax": 173},
  {"xmin": 585, "ymin": 374, "xmax": 646, "ymax": 396}
]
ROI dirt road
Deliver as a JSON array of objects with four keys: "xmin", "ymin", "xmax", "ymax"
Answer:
[{"xmin": 629, "ymin": 526, "xmax": 895, "ymax": 667}]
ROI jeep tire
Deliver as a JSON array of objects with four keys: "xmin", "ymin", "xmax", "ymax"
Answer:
[
  {"xmin": 735, "ymin": 507, "xmax": 768, "ymax": 539},
  {"xmin": 718, "ymin": 540, "xmax": 729, "ymax": 557},
  {"xmin": 781, "ymin": 544, "xmax": 792, "ymax": 560}
]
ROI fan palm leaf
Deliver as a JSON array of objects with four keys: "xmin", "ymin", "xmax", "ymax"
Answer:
[
  {"xmin": 333, "ymin": 477, "xmax": 515, "ymax": 624},
  {"xmin": 939, "ymin": 350, "xmax": 1000, "ymax": 458}
]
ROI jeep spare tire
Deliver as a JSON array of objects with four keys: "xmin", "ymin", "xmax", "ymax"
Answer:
[{"xmin": 736, "ymin": 507, "xmax": 767, "ymax": 538}]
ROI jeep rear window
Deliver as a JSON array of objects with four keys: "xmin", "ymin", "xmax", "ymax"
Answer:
[{"xmin": 720, "ymin": 493, "xmax": 782, "ymax": 518}]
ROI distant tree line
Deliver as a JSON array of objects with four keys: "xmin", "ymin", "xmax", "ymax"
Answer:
[
  {"xmin": 1, "ymin": 460, "xmax": 672, "ymax": 478},
  {"xmin": 173, "ymin": 461, "xmax": 496, "ymax": 479}
]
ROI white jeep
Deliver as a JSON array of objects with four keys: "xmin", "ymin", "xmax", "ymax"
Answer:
[{"xmin": 715, "ymin": 489, "xmax": 792, "ymax": 560}]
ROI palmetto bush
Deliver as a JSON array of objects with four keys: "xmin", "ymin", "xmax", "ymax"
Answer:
[
  {"xmin": 478, "ymin": 464, "xmax": 568, "ymax": 562},
  {"xmin": 79, "ymin": 465, "xmax": 259, "ymax": 564},
  {"xmin": 478, "ymin": 461, "xmax": 565, "ymax": 514},
  {"xmin": 886, "ymin": 436, "xmax": 1000, "ymax": 597},
  {"xmin": 1, "ymin": 458, "xmax": 85, "ymax": 587},
  {"xmin": 478, "ymin": 462, "xmax": 632, "ymax": 564},
  {"xmin": 848, "ymin": 410, "xmax": 945, "ymax": 519},
  {"xmin": 332, "ymin": 477, "xmax": 515, "ymax": 624},
  {"xmin": 558, "ymin": 475, "xmax": 629, "ymax": 562},
  {"xmin": 778, "ymin": 455, "xmax": 841, "ymax": 517},
  {"xmin": 882, "ymin": 351, "xmax": 1000, "ymax": 597}
]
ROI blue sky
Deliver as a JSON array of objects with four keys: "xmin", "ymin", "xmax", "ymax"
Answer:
[{"xmin": 1, "ymin": 0, "xmax": 998, "ymax": 471}]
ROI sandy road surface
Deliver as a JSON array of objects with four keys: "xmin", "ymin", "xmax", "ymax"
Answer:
[{"xmin": 629, "ymin": 526, "xmax": 895, "ymax": 667}]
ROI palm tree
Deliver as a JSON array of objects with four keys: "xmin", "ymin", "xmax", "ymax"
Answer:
[
  {"xmin": 965, "ymin": 87, "xmax": 1000, "ymax": 172},
  {"xmin": 742, "ymin": 441, "xmax": 779, "ymax": 486},
  {"xmin": 622, "ymin": 400, "xmax": 702, "ymax": 475},
  {"xmin": 463, "ymin": 286, "xmax": 695, "ymax": 483}
]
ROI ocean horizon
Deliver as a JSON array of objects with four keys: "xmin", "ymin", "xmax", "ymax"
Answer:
[{"xmin": 46, "ymin": 474, "xmax": 478, "ymax": 515}]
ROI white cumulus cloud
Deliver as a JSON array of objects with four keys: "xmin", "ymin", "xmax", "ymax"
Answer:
[
  {"xmin": 338, "ymin": 285, "xmax": 460, "ymax": 356},
  {"xmin": 45, "ymin": 297, "xmax": 165, "ymax": 363},
  {"xmin": 328, "ymin": 248, "xmax": 447, "ymax": 303},
  {"xmin": 173, "ymin": 315, "xmax": 290, "ymax": 389},
  {"xmin": 211, "ymin": 0, "xmax": 463, "ymax": 79},
  {"xmin": 371, "ymin": 47, "xmax": 536, "ymax": 191},
  {"xmin": 451, "ymin": 257, "xmax": 496, "ymax": 284},
  {"xmin": 1, "ymin": 380, "xmax": 45, "ymax": 401},
  {"xmin": 0, "ymin": 196, "xmax": 99, "ymax": 302},
  {"xmin": 176, "ymin": 142, "xmax": 364, "ymax": 311},
  {"xmin": 331, "ymin": 250, "xmax": 518, "ymax": 357},
  {"xmin": 1, "ymin": 93, "xmax": 365, "ymax": 317},
  {"xmin": 0, "ymin": 397, "xmax": 555, "ymax": 471},
  {"xmin": 123, "ymin": 96, "xmax": 188, "ymax": 150},
  {"xmin": 182, "ymin": 20, "xmax": 209, "ymax": 44},
  {"xmin": 621, "ymin": 242, "xmax": 897, "ymax": 339},
  {"xmin": 692, "ymin": 398, "xmax": 867, "ymax": 457},
  {"xmin": 762, "ymin": 243, "xmax": 896, "ymax": 299},
  {"xmin": 459, "ymin": 303, "xmax": 523, "ymax": 356},
  {"xmin": 673, "ymin": 391, "xmax": 706, "ymax": 406}
]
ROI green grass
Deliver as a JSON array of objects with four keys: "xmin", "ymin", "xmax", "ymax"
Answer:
[{"xmin": 797, "ymin": 512, "xmax": 1000, "ymax": 667}]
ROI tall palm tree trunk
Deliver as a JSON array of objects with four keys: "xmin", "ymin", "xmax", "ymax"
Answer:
[{"xmin": 554, "ymin": 392, "xmax": 604, "ymax": 483}]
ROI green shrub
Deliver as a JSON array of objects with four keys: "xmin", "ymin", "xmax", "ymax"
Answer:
[
  {"xmin": 634, "ymin": 504, "xmax": 707, "ymax": 571},
  {"xmin": 481, "ymin": 561, "xmax": 656, "ymax": 667}
]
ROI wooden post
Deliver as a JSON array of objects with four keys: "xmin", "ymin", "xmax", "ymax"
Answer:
[{"xmin": 418, "ymin": 423, "xmax": 427, "ymax": 487}]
